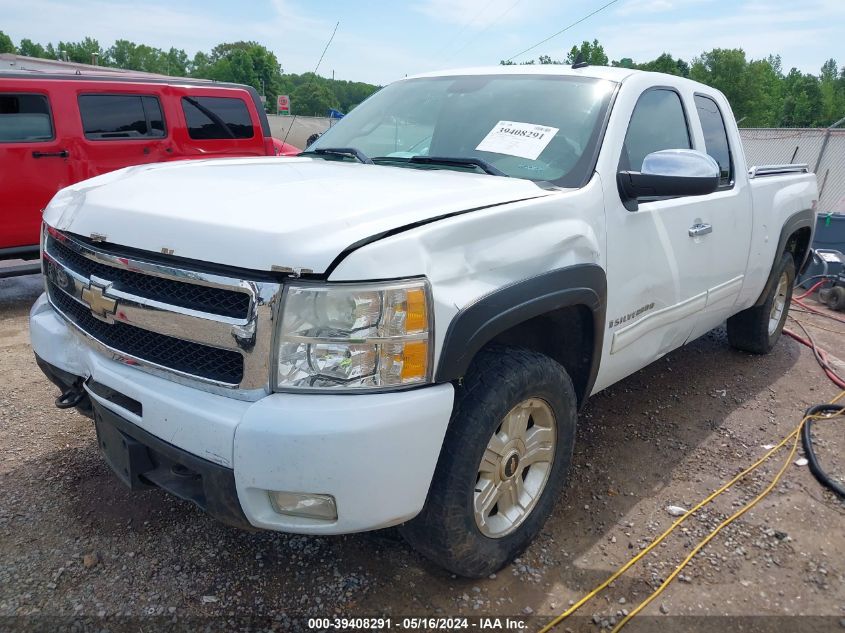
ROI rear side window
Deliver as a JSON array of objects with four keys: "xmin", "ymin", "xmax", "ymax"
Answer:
[
  {"xmin": 78, "ymin": 94, "xmax": 166, "ymax": 140},
  {"xmin": 694, "ymin": 94, "xmax": 733, "ymax": 185},
  {"xmin": 0, "ymin": 93, "xmax": 54, "ymax": 142},
  {"xmin": 621, "ymin": 89, "xmax": 691, "ymax": 171},
  {"xmin": 181, "ymin": 96, "xmax": 254, "ymax": 140}
]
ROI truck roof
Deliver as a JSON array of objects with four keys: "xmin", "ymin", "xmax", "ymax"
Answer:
[
  {"xmin": 405, "ymin": 64, "xmax": 638, "ymax": 83},
  {"xmin": 404, "ymin": 65, "xmax": 725, "ymax": 102}
]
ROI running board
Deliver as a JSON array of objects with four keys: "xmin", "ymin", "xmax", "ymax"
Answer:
[{"xmin": 0, "ymin": 262, "xmax": 42, "ymax": 278}]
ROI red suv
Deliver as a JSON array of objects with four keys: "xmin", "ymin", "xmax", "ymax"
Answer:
[{"xmin": 0, "ymin": 73, "xmax": 296, "ymax": 276}]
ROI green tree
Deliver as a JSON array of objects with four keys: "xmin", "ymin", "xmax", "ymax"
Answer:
[
  {"xmin": 104, "ymin": 41, "xmax": 186, "ymax": 75},
  {"xmin": 781, "ymin": 68, "xmax": 824, "ymax": 127},
  {"xmin": 637, "ymin": 52, "xmax": 688, "ymax": 76},
  {"xmin": 745, "ymin": 56, "xmax": 783, "ymax": 126},
  {"xmin": 198, "ymin": 42, "xmax": 283, "ymax": 109},
  {"xmin": 190, "ymin": 51, "xmax": 212, "ymax": 76},
  {"xmin": 326, "ymin": 79, "xmax": 379, "ymax": 112},
  {"xmin": 0, "ymin": 31, "xmax": 14, "ymax": 54},
  {"xmin": 291, "ymin": 81, "xmax": 338, "ymax": 116},
  {"xmin": 278, "ymin": 72, "xmax": 378, "ymax": 114},
  {"xmin": 538, "ymin": 54, "xmax": 564, "ymax": 64},
  {"xmin": 565, "ymin": 39, "xmax": 608, "ymax": 66},
  {"xmin": 819, "ymin": 58, "xmax": 845, "ymax": 125},
  {"xmin": 164, "ymin": 47, "xmax": 189, "ymax": 77},
  {"xmin": 17, "ymin": 38, "xmax": 48, "ymax": 58},
  {"xmin": 690, "ymin": 49, "xmax": 758, "ymax": 123},
  {"xmin": 106, "ymin": 40, "xmax": 165, "ymax": 73},
  {"xmin": 52, "ymin": 37, "xmax": 103, "ymax": 64}
]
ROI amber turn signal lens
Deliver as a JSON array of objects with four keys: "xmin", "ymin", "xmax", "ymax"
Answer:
[
  {"xmin": 405, "ymin": 288, "xmax": 427, "ymax": 333},
  {"xmin": 400, "ymin": 340, "xmax": 428, "ymax": 381}
]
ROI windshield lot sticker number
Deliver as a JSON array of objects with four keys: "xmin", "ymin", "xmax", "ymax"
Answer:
[{"xmin": 475, "ymin": 120, "xmax": 559, "ymax": 160}]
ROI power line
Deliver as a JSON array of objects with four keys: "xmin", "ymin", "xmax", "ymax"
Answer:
[
  {"xmin": 442, "ymin": 0, "xmax": 525, "ymax": 63},
  {"xmin": 505, "ymin": 0, "xmax": 620, "ymax": 62},
  {"xmin": 436, "ymin": 0, "xmax": 499, "ymax": 61}
]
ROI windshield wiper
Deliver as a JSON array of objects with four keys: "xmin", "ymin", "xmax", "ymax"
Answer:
[
  {"xmin": 302, "ymin": 147, "xmax": 374, "ymax": 165},
  {"xmin": 406, "ymin": 155, "xmax": 508, "ymax": 177}
]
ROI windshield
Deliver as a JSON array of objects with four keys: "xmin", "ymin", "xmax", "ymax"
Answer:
[{"xmin": 309, "ymin": 74, "xmax": 616, "ymax": 186}]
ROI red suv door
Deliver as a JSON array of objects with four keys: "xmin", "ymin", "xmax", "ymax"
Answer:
[
  {"xmin": 0, "ymin": 88, "xmax": 73, "ymax": 250},
  {"xmin": 173, "ymin": 88, "xmax": 267, "ymax": 157},
  {"xmin": 74, "ymin": 90, "xmax": 172, "ymax": 179}
]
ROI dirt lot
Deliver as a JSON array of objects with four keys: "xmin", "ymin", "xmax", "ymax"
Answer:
[{"xmin": 1, "ymin": 272, "xmax": 844, "ymax": 632}]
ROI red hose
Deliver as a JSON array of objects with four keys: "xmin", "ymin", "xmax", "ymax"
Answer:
[
  {"xmin": 795, "ymin": 280, "xmax": 826, "ymax": 300},
  {"xmin": 792, "ymin": 297, "xmax": 845, "ymax": 325},
  {"xmin": 783, "ymin": 328, "xmax": 845, "ymax": 389}
]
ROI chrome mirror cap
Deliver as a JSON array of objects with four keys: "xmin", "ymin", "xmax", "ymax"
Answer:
[{"xmin": 641, "ymin": 149, "xmax": 720, "ymax": 179}]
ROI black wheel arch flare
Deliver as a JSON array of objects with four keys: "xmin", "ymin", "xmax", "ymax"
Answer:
[
  {"xmin": 435, "ymin": 264, "xmax": 607, "ymax": 406},
  {"xmin": 753, "ymin": 207, "xmax": 816, "ymax": 308}
]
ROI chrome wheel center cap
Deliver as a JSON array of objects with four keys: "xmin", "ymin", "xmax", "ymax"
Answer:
[{"xmin": 501, "ymin": 450, "xmax": 521, "ymax": 480}]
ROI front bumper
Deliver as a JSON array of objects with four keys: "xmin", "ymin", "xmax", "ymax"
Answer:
[
  {"xmin": 30, "ymin": 295, "xmax": 455, "ymax": 534},
  {"xmin": 92, "ymin": 397, "xmax": 252, "ymax": 530}
]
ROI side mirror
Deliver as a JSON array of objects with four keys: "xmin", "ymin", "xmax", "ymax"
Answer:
[
  {"xmin": 306, "ymin": 132, "xmax": 323, "ymax": 148},
  {"xmin": 617, "ymin": 149, "xmax": 720, "ymax": 211}
]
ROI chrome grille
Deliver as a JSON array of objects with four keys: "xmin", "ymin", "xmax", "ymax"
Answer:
[
  {"xmin": 47, "ymin": 235, "xmax": 250, "ymax": 318},
  {"xmin": 43, "ymin": 229, "xmax": 281, "ymax": 397},
  {"xmin": 47, "ymin": 282, "xmax": 244, "ymax": 384}
]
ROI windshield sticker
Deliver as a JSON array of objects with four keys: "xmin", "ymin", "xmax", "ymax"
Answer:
[{"xmin": 475, "ymin": 121, "xmax": 559, "ymax": 160}]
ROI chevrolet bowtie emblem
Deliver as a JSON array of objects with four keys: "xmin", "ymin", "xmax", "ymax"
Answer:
[{"xmin": 81, "ymin": 283, "xmax": 117, "ymax": 320}]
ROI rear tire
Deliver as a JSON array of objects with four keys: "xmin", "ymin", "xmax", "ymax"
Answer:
[
  {"xmin": 400, "ymin": 346, "xmax": 577, "ymax": 578},
  {"xmin": 727, "ymin": 252, "xmax": 795, "ymax": 354}
]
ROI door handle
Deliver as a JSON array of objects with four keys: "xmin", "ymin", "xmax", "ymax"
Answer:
[
  {"xmin": 688, "ymin": 223, "xmax": 713, "ymax": 237},
  {"xmin": 32, "ymin": 150, "xmax": 69, "ymax": 159}
]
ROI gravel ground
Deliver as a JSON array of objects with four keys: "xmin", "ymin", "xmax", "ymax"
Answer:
[{"xmin": 1, "ymin": 272, "xmax": 844, "ymax": 632}]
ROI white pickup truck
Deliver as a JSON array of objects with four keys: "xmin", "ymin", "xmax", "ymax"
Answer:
[{"xmin": 31, "ymin": 65, "xmax": 818, "ymax": 577}]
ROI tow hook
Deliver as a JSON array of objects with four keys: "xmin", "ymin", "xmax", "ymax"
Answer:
[{"xmin": 55, "ymin": 383, "xmax": 87, "ymax": 409}]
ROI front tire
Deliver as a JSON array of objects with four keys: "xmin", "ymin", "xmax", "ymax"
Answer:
[
  {"xmin": 727, "ymin": 252, "xmax": 795, "ymax": 354},
  {"xmin": 400, "ymin": 346, "xmax": 577, "ymax": 578}
]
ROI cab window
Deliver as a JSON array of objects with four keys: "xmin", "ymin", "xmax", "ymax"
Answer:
[
  {"xmin": 620, "ymin": 89, "xmax": 691, "ymax": 171},
  {"xmin": 0, "ymin": 94, "xmax": 54, "ymax": 142},
  {"xmin": 694, "ymin": 94, "xmax": 733, "ymax": 186}
]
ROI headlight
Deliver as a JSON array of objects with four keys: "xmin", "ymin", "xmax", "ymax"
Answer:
[{"xmin": 274, "ymin": 279, "xmax": 432, "ymax": 391}]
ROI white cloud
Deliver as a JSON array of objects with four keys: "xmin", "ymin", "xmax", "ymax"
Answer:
[
  {"xmin": 0, "ymin": 0, "xmax": 422, "ymax": 84},
  {"xmin": 414, "ymin": 0, "xmax": 535, "ymax": 30},
  {"xmin": 596, "ymin": 2, "xmax": 841, "ymax": 73},
  {"xmin": 0, "ymin": 0, "xmax": 236, "ymax": 54},
  {"xmin": 3, "ymin": 0, "xmax": 845, "ymax": 84},
  {"xmin": 614, "ymin": 0, "xmax": 713, "ymax": 16}
]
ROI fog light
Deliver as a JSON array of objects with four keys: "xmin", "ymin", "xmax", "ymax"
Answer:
[{"xmin": 268, "ymin": 491, "xmax": 338, "ymax": 521}]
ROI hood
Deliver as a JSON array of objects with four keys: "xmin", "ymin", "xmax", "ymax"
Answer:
[{"xmin": 44, "ymin": 157, "xmax": 551, "ymax": 274}]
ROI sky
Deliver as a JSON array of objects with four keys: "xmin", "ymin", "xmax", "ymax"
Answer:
[{"xmin": 2, "ymin": 0, "xmax": 844, "ymax": 85}]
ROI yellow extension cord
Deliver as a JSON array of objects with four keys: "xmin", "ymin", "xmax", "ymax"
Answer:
[{"xmin": 539, "ymin": 389, "xmax": 845, "ymax": 633}]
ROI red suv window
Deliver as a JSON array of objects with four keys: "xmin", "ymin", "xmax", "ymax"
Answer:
[
  {"xmin": 78, "ymin": 94, "xmax": 166, "ymax": 140},
  {"xmin": 181, "ymin": 96, "xmax": 254, "ymax": 140},
  {"xmin": 0, "ymin": 93, "xmax": 54, "ymax": 142}
]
